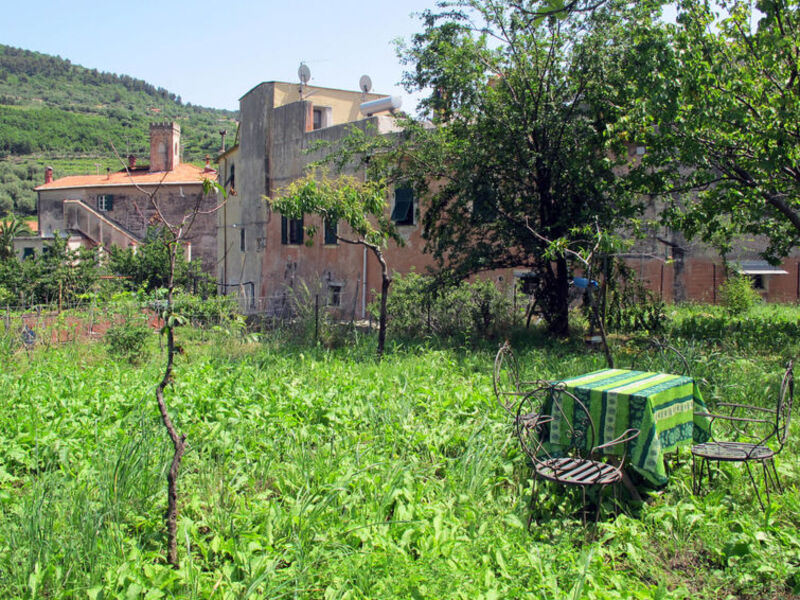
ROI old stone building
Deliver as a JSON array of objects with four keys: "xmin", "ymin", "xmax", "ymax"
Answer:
[
  {"xmin": 217, "ymin": 81, "xmax": 439, "ymax": 315},
  {"xmin": 23, "ymin": 123, "xmax": 219, "ymax": 271}
]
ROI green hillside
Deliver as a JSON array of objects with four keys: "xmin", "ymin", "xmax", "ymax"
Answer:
[{"xmin": 0, "ymin": 44, "xmax": 238, "ymax": 216}]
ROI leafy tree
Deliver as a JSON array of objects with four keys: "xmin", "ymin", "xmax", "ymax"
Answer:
[
  {"xmin": 108, "ymin": 226, "xmax": 195, "ymax": 292},
  {"xmin": 343, "ymin": 0, "xmax": 652, "ymax": 335},
  {"xmin": 0, "ymin": 233, "xmax": 100, "ymax": 306},
  {"xmin": 267, "ymin": 172, "xmax": 402, "ymax": 359},
  {"xmin": 640, "ymin": 0, "xmax": 800, "ymax": 261},
  {"xmin": 0, "ymin": 213, "xmax": 30, "ymax": 260}
]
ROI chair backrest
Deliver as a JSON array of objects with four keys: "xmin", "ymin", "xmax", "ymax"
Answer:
[
  {"xmin": 494, "ymin": 341, "xmax": 522, "ymax": 416},
  {"xmin": 515, "ymin": 383, "xmax": 597, "ymax": 466},
  {"xmin": 777, "ymin": 359, "xmax": 794, "ymax": 448},
  {"xmin": 631, "ymin": 337, "xmax": 690, "ymax": 376}
]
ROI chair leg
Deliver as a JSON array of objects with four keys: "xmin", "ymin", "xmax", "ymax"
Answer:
[
  {"xmin": 526, "ymin": 474, "xmax": 538, "ymax": 531},
  {"xmin": 767, "ymin": 458, "xmax": 783, "ymax": 494},
  {"xmin": 761, "ymin": 461, "xmax": 772, "ymax": 507},
  {"xmin": 594, "ymin": 485, "xmax": 604, "ymax": 523},
  {"xmin": 692, "ymin": 454, "xmax": 703, "ymax": 496},
  {"xmin": 744, "ymin": 461, "xmax": 766, "ymax": 511}
]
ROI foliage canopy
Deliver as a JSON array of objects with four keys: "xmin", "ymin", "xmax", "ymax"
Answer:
[{"xmin": 349, "ymin": 0, "xmax": 656, "ymax": 335}]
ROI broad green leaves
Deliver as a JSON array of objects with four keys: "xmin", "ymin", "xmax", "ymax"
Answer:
[
  {"xmin": 385, "ymin": 0, "xmax": 658, "ymax": 334},
  {"xmin": 642, "ymin": 0, "xmax": 800, "ymax": 261}
]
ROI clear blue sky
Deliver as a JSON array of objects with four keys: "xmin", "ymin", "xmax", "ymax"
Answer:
[{"xmin": 4, "ymin": 0, "xmax": 435, "ymax": 112}]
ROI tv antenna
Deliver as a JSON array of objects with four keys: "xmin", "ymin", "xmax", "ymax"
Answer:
[
  {"xmin": 359, "ymin": 75, "xmax": 372, "ymax": 100},
  {"xmin": 298, "ymin": 62, "xmax": 311, "ymax": 99}
]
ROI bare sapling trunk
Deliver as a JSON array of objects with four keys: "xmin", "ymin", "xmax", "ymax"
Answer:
[
  {"xmin": 110, "ymin": 144, "xmax": 225, "ymax": 567},
  {"xmin": 156, "ymin": 241, "xmax": 186, "ymax": 567}
]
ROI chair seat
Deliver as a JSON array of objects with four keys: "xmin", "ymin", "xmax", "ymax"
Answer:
[
  {"xmin": 535, "ymin": 457, "xmax": 621, "ymax": 486},
  {"xmin": 692, "ymin": 441, "xmax": 775, "ymax": 462}
]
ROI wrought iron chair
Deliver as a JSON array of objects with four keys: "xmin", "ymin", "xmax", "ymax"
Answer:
[
  {"xmin": 515, "ymin": 382, "xmax": 640, "ymax": 527},
  {"xmin": 692, "ymin": 360, "xmax": 794, "ymax": 510},
  {"xmin": 493, "ymin": 341, "xmax": 538, "ymax": 417},
  {"xmin": 628, "ymin": 337, "xmax": 690, "ymax": 376}
]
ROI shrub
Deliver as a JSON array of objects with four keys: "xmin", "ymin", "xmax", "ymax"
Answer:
[
  {"xmin": 105, "ymin": 320, "xmax": 150, "ymax": 362},
  {"xmin": 718, "ymin": 274, "xmax": 761, "ymax": 315},
  {"xmin": 604, "ymin": 259, "xmax": 668, "ymax": 334},
  {"xmin": 379, "ymin": 272, "xmax": 515, "ymax": 343}
]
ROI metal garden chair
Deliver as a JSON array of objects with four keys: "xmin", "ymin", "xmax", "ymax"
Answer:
[
  {"xmin": 692, "ymin": 360, "xmax": 794, "ymax": 510},
  {"xmin": 515, "ymin": 382, "xmax": 640, "ymax": 527},
  {"xmin": 493, "ymin": 341, "xmax": 538, "ymax": 418},
  {"xmin": 628, "ymin": 337, "xmax": 691, "ymax": 376}
]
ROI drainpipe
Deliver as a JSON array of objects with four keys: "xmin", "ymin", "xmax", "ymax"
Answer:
[{"xmin": 361, "ymin": 246, "xmax": 367, "ymax": 319}]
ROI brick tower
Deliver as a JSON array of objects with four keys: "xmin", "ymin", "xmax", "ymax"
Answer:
[{"xmin": 149, "ymin": 122, "xmax": 181, "ymax": 172}]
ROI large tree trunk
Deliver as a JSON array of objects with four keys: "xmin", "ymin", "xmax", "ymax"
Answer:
[
  {"xmin": 375, "ymin": 246, "xmax": 391, "ymax": 360},
  {"xmin": 544, "ymin": 257, "xmax": 571, "ymax": 337}
]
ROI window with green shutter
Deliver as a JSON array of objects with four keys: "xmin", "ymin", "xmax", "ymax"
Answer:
[
  {"xmin": 324, "ymin": 219, "xmax": 338, "ymax": 245},
  {"xmin": 391, "ymin": 186, "xmax": 414, "ymax": 226},
  {"xmin": 281, "ymin": 216, "xmax": 304, "ymax": 245},
  {"xmin": 97, "ymin": 194, "xmax": 114, "ymax": 212}
]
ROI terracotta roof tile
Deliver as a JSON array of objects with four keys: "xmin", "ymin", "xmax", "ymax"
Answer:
[{"xmin": 35, "ymin": 163, "xmax": 217, "ymax": 191}]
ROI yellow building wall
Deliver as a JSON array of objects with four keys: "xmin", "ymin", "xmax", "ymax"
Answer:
[{"xmin": 272, "ymin": 82, "xmax": 388, "ymax": 127}]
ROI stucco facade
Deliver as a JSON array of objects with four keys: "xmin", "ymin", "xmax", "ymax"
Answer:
[
  {"xmin": 217, "ymin": 82, "xmax": 438, "ymax": 315},
  {"xmin": 221, "ymin": 81, "xmax": 800, "ymax": 312}
]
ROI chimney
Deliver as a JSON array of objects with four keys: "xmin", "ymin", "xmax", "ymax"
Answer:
[
  {"xmin": 128, "ymin": 154, "xmax": 137, "ymax": 170},
  {"xmin": 44, "ymin": 166, "xmax": 53, "ymax": 184},
  {"xmin": 149, "ymin": 122, "xmax": 181, "ymax": 172},
  {"xmin": 219, "ymin": 129, "xmax": 227, "ymax": 153}
]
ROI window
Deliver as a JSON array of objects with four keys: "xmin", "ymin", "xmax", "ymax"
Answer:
[
  {"xmin": 750, "ymin": 274, "xmax": 765, "ymax": 290},
  {"xmin": 227, "ymin": 164, "xmax": 235, "ymax": 189},
  {"xmin": 240, "ymin": 228, "xmax": 246, "ymax": 252},
  {"xmin": 312, "ymin": 106, "xmax": 332, "ymax": 130},
  {"xmin": 391, "ymin": 186, "xmax": 415, "ymax": 226},
  {"xmin": 281, "ymin": 215, "xmax": 304, "ymax": 245},
  {"xmin": 97, "ymin": 194, "xmax": 113, "ymax": 212},
  {"xmin": 22, "ymin": 247, "xmax": 35, "ymax": 260},
  {"xmin": 324, "ymin": 219, "xmax": 338, "ymax": 245},
  {"xmin": 635, "ymin": 145, "xmax": 646, "ymax": 156},
  {"xmin": 328, "ymin": 284, "xmax": 342, "ymax": 307},
  {"xmin": 471, "ymin": 185, "xmax": 496, "ymax": 223}
]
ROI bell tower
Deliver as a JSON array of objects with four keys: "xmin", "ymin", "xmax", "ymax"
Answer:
[{"xmin": 149, "ymin": 122, "xmax": 181, "ymax": 172}]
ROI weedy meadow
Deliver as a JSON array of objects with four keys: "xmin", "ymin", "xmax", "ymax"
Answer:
[{"xmin": 0, "ymin": 304, "xmax": 799, "ymax": 599}]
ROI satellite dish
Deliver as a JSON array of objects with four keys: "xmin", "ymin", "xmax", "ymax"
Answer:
[
  {"xmin": 298, "ymin": 63, "xmax": 311, "ymax": 85},
  {"xmin": 359, "ymin": 75, "xmax": 373, "ymax": 94}
]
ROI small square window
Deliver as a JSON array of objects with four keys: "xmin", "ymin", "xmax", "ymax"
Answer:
[
  {"xmin": 635, "ymin": 146, "xmax": 646, "ymax": 156},
  {"xmin": 391, "ymin": 186, "xmax": 415, "ymax": 226},
  {"xmin": 750, "ymin": 274, "xmax": 765, "ymax": 290},
  {"xmin": 312, "ymin": 106, "xmax": 332, "ymax": 130},
  {"xmin": 281, "ymin": 215, "xmax": 304, "ymax": 245},
  {"xmin": 97, "ymin": 194, "xmax": 113, "ymax": 212},
  {"xmin": 324, "ymin": 219, "xmax": 338, "ymax": 245},
  {"xmin": 328, "ymin": 284, "xmax": 342, "ymax": 307},
  {"xmin": 22, "ymin": 247, "xmax": 35, "ymax": 260}
]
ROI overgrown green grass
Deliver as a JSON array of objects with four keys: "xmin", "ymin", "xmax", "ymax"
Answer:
[{"xmin": 0, "ymin": 309, "xmax": 798, "ymax": 598}]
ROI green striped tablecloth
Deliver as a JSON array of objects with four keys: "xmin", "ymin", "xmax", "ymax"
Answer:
[{"xmin": 553, "ymin": 369, "xmax": 712, "ymax": 487}]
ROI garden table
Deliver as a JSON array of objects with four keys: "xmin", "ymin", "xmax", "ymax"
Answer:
[{"xmin": 549, "ymin": 369, "xmax": 712, "ymax": 487}]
